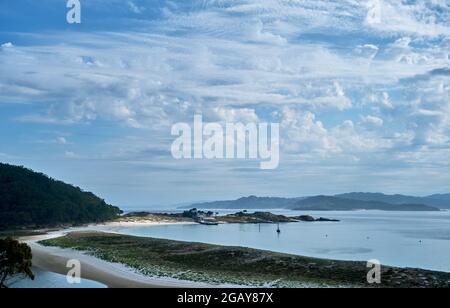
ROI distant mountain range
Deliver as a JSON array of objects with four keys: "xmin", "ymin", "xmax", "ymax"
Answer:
[
  {"xmin": 184, "ymin": 193, "xmax": 450, "ymax": 211},
  {"xmin": 292, "ymin": 196, "xmax": 439, "ymax": 211},
  {"xmin": 186, "ymin": 196, "xmax": 304, "ymax": 210},
  {"xmin": 335, "ymin": 193, "xmax": 450, "ymax": 209}
]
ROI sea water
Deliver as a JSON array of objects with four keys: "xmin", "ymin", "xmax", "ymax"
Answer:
[
  {"xmin": 111, "ymin": 210, "xmax": 450, "ymax": 273},
  {"xmin": 8, "ymin": 267, "xmax": 106, "ymax": 288}
]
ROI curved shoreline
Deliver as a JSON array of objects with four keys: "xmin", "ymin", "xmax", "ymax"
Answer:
[
  {"xmin": 17, "ymin": 218, "xmax": 450, "ymax": 288},
  {"xmin": 38, "ymin": 231, "xmax": 450, "ymax": 288},
  {"xmin": 28, "ymin": 242, "xmax": 223, "ymax": 288},
  {"xmin": 20, "ymin": 221, "xmax": 229, "ymax": 288}
]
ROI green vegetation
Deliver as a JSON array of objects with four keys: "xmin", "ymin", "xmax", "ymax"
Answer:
[
  {"xmin": 123, "ymin": 209, "xmax": 217, "ymax": 221},
  {"xmin": 0, "ymin": 238, "xmax": 34, "ymax": 288},
  {"xmin": 116, "ymin": 213, "xmax": 192, "ymax": 224},
  {"xmin": 219, "ymin": 211, "xmax": 298, "ymax": 223},
  {"xmin": 0, "ymin": 163, "xmax": 122, "ymax": 230},
  {"xmin": 120, "ymin": 210, "xmax": 338, "ymax": 224},
  {"xmin": 0, "ymin": 230, "xmax": 48, "ymax": 240},
  {"xmin": 41, "ymin": 232, "xmax": 450, "ymax": 288}
]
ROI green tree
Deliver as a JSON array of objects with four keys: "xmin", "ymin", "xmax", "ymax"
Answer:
[
  {"xmin": 0, "ymin": 238, "xmax": 34, "ymax": 288},
  {"xmin": 0, "ymin": 163, "xmax": 122, "ymax": 230}
]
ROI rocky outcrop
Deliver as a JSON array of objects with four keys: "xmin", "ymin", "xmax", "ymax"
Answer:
[{"xmin": 296, "ymin": 215, "xmax": 340, "ymax": 222}]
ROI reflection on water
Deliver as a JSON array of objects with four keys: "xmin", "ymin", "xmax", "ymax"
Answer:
[{"xmin": 112, "ymin": 210, "xmax": 450, "ymax": 273}]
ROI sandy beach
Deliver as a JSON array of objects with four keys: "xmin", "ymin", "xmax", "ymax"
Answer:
[{"xmin": 20, "ymin": 220, "xmax": 220, "ymax": 288}]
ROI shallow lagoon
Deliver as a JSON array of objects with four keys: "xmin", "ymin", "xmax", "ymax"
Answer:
[{"xmin": 9, "ymin": 267, "xmax": 106, "ymax": 288}]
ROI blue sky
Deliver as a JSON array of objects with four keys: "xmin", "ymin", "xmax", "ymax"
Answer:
[{"xmin": 0, "ymin": 0, "xmax": 449, "ymax": 208}]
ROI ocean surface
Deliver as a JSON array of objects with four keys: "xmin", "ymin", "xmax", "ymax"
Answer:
[{"xmin": 111, "ymin": 210, "xmax": 450, "ymax": 273}]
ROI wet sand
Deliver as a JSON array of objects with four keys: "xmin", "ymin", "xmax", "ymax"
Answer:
[{"xmin": 21, "ymin": 221, "xmax": 217, "ymax": 288}]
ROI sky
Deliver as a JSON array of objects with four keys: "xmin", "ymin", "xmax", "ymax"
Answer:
[{"xmin": 0, "ymin": 0, "xmax": 449, "ymax": 208}]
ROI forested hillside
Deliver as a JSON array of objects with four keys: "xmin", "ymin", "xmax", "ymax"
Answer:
[{"xmin": 0, "ymin": 163, "xmax": 122, "ymax": 230}]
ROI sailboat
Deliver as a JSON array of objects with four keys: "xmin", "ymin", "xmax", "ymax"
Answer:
[{"xmin": 276, "ymin": 223, "xmax": 281, "ymax": 234}]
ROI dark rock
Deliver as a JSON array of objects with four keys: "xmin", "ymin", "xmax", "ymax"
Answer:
[
  {"xmin": 296, "ymin": 215, "xmax": 340, "ymax": 222},
  {"xmin": 297, "ymin": 215, "xmax": 316, "ymax": 222},
  {"xmin": 316, "ymin": 217, "xmax": 340, "ymax": 222}
]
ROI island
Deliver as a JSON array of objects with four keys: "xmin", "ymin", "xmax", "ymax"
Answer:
[{"xmin": 119, "ymin": 209, "xmax": 340, "ymax": 225}]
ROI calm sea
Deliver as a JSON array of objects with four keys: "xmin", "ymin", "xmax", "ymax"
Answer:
[
  {"xmin": 9, "ymin": 267, "xmax": 106, "ymax": 288},
  {"xmin": 12, "ymin": 210, "xmax": 450, "ymax": 287},
  {"xmin": 111, "ymin": 210, "xmax": 450, "ymax": 273}
]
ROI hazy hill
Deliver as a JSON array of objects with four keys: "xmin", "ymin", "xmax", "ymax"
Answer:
[
  {"xmin": 336, "ymin": 193, "xmax": 450, "ymax": 209},
  {"xmin": 290, "ymin": 196, "xmax": 439, "ymax": 211},
  {"xmin": 428, "ymin": 193, "xmax": 450, "ymax": 199},
  {"xmin": 0, "ymin": 163, "xmax": 122, "ymax": 230},
  {"xmin": 425, "ymin": 194, "xmax": 450, "ymax": 209},
  {"xmin": 186, "ymin": 194, "xmax": 442, "ymax": 211},
  {"xmin": 186, "ymin": 196, "xmax": 302, "ymax": 209}
]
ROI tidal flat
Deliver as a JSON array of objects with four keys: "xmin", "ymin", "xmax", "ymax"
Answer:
[{"xmin": 40, "ymin": 231, "xmax": 450, "ymax": 288}]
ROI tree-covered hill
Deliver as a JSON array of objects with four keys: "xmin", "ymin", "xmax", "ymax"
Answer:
[
  {"xmin": 291, "ymin": 196, "xmax": 439, "ymax": 211},
  {"xmin": 0, "ymin": 163, "xmax": 122, "ymax": 230}
]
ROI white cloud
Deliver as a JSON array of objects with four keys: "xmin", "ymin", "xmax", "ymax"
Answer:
[
  {"xmin": 365, "ymin": 0, "xmax": 450, "ymax": 36},
  {"xmin": 127, "ymin": 1, "xmax": 144, "ymax": 14},
  {"xmin": 354, "ymin": 44, "xmax": 379, "ymax": 60},
  {"xmin": 248, "ymin": 20, "xmax": 287, "ymax": 45},
  {"xmin": 56, "ymin": 137, "xmax": 67, "ymax": 144},
  {"xmin": 280, "ymin": 107, "xmax": 337, "ymax": 154},
  {"xmin": 210, "ymin": 107, "xmax": 259, "ymax": 123},
  {"xmin": 279, "ymin": 107, "xmax": 388, "ymax": 156},
  {"xmin": 1, "ymin": 0, "xmax": 449, "ymax": 175},
  {"xmin": 363, "ymin": 115, "xmax": 384, "ymax": 127},
  {"xmin": 64, "ymin": 151, "xmax": 78, "ymax": 158},
  {"xmin": 1, "ymin": 42, "xmax": 13, "ymax": 48}
]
